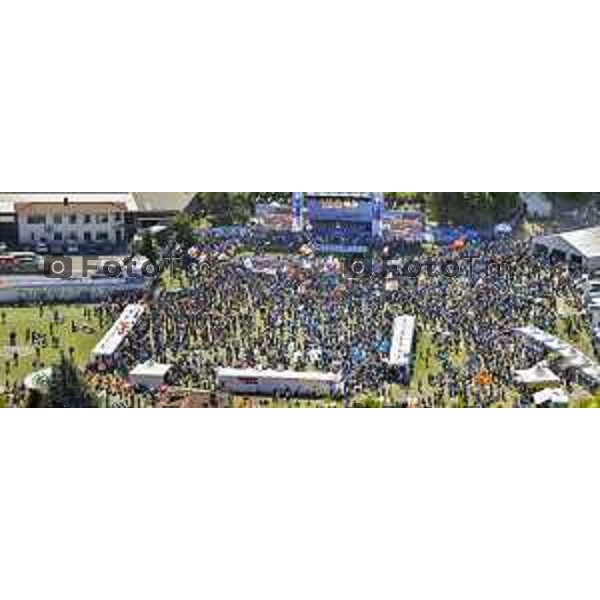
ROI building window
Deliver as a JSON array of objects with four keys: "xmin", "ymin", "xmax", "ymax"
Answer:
[
  {"xmin": 83, "ymin": 215, "xmax": 92, "ymax": 224},
  {"xmin": 114, "ymin": 212, "xmax": 122, "ymax": 222},
  {"xmin": 69, "ymin": 214, "xmax": 77, "ymax": 225},
  {"xmin": 83, "ymin": 232, "xmax": 92, "ymax": 242},
  {"xmin": 96, "ymin": 232, "xmax": 109, "ymax": 241},
  {"xmin": 53, "ymin": 214, "xmax": 63, "ymax": 225},
  {"xmin": 53, "ymin": 232, "xmax": 63, "ymax": 241},
  {"xmin": 31, "ymin": 232, "xmax": 36, "ymax": 241},
  {"xmin": 96, "ymin": 214, "xmax": 109, "ymax": 224},
  {"xmin": 26, "ymin": 215, "xmax": 46, "ymax": 225},
  {"xmin": 69, "ymin": 232, "xmax": 78, "ymax": 241}
]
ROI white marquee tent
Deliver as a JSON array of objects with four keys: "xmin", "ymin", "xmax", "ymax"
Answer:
[
  {"xmin": 129, "ymin": 361, "xmax": 173, "ymax": 388},
  {"xmin": 533, "ymin": 387, "xmax": 569, "ymax": 407},
  {"xmin": 91, "ymin": 303, "xmax": 145, "ymax": 359},
  {"xmin": 515, "ymin": 363, "xmax": 561, "ymax": 387}
]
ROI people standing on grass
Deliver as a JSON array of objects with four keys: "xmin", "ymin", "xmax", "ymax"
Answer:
[
  {"xmin": 80, "ymin": 235, "xmax": 584, "ymax": 407},
  {"xmin": 3, "ymin": 232, "xmax": 588, "ymax": 407}
]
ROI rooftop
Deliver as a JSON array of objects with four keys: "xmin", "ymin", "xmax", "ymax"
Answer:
[
  {"xmin": 216, "ymin": 367, "xmax": 342, "ymax": 383},
  {"xmin": 515, "ymin": 363, "xmax": 561, "ymax": 385},
  {"xmin": 91, "ymin": 303, "xmax": 146, "ymax": 357},
  {"xmin": 560, "ymin": 226, "xmax": 600, "ymax": 258},
  {"xmin": 539, "ymin": 226, "xmax": 600, "ymax": 259},
  {"xmin": 305, "ymin": 192, "xmax": 377, "ymax": 200},
  {"xmin": 132, "ymin": 192, "xmax": 195, "ymax": 213},
  {"xmin": 389, "ymin": 315, "xmax": 417, "ymax": 366},
  {"xmin": 0, "ymin": 192, "xmax": 197, "ymax": 214},
  {"xmin": 0, "ymin": 193, "xmax": 138, "ymax": 212},
  {"xmin": 130, "ymin": 361, "xmax": 173, "ymax": 378}
]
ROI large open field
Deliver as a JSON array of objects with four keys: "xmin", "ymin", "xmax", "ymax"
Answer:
[{"xmin": 0, "ymin": 304, "xmax": 109, "ymax": 388}]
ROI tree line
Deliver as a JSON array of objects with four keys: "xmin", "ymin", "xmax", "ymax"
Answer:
[
  {"xmin": 185, "ymin": 192, "xmax": 524, "ymax": 228},
  {"xmin": 139, "ymin": 191, "xmax": 596, "ymax": 261}
]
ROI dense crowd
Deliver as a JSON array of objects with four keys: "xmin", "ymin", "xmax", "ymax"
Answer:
[{"xmin": 82, "ymin": 234, "xmax": 589, "ymax": 407}]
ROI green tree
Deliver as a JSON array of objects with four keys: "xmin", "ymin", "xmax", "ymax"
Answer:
[
  {"xmin": 171, "ymin": 213, "xmax": 196, "ymax": 250},
  {"xmin": 426, "ymin": 192, "xmax": 520, "ymax": 227},
  {"xmin": 138, "ymin": 231, "xmax": 159, "ymax": 264},
  {"xmin": 192, "ymin": 192, "xmax": 256, "ymax": 226},
  {"xmin": 25, "ymin": 388, "xmax": 46, "ymax": 408},
  {"xmin": 45, "ymin": 354, "xmax": 98, "ymax": 408},
  {"xmin": 555, "ymin": 193, "xmax": 589, "ymax": 201},
  {"xmin": 546, "ymin": 192, "xmax": 592, "ymax": 204}
]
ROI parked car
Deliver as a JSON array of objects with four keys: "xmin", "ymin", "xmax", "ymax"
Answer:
[
  {"xmin": 12, "ymin": 252, "xmax": 42, "ymax": 272},
  {"xmin": 0, "ymin": 255, "xmax": 18, "ymax": 272},
  {"xmin": 35, "ymin": 242, "xmax": 49, "ymax": 254},
  {"xmin": 66, "ymin": 242, "xmax": 79, "ymax": 254},
  {"xmin": 84, "ymin": 242, "xmax": 101, "ymax": 256}
]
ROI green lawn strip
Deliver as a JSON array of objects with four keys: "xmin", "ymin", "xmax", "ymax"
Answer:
[{"xmin": 0, "ymin": 305, "xmax": 108, "ymax": 387}]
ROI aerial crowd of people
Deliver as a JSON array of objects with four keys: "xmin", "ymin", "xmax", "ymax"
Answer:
[
  {"xmin": 2, "ymin": 205, "xmax": 597, "ymax": 407},
  {"xmin": 80, "ymin": 232, "xmax": 590, "ymax": 407}
]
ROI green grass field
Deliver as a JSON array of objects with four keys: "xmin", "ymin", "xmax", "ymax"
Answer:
[
  {"xmin": 0, "ymin": 305, "xmax": 108, "ymax": 388},
  {"xmin": 1, "ymin": 282, "xmax": 594, "ymax": 407}
]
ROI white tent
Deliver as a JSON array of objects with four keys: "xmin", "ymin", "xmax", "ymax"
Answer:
[
  {"xmin": 580, "ymin": 365, "xmax": 600, "ymax": 387},
  {"xmin": 515, "ymin": 363, "xmax": 561, "ymax": 386},
  {"xmin": 533, "ymin": 388, "xmax": 569, "ymax": 407},
  {"xmin": 129, "ymin": 361, "xmax": 172, "ymax": 388},
  {"xmin": 91, "ymin": 303, "xmax": 145, "ymax": 359},
  {"xmin": 23, "ymin": 367, "xmax": 53, "ymax": 391},
  {"xmin": 514, "ymin": 325, "xmax": 600, "ymax": 385},
  {"xmin": 514, "ymin": 326, "xmax": 551, "ymax": 345},
  {"xmin": 535, "ymin": 226, "xmax": 600, "ymax": 270},
  {"xmin": 545, "ymin": 338, "xmax": 570, "ymax": 353},
  {"xmin": 495, "ymin": 223, "xmax": 513, "ymax": 235},
  {"xmin": 557, "ymin": 348, "xmax": 590, "ymax": 370}
]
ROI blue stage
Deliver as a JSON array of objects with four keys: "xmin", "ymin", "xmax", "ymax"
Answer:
[{"xmin": 292, "ymin": 192, "xmax": 384, "ymax": 247}]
